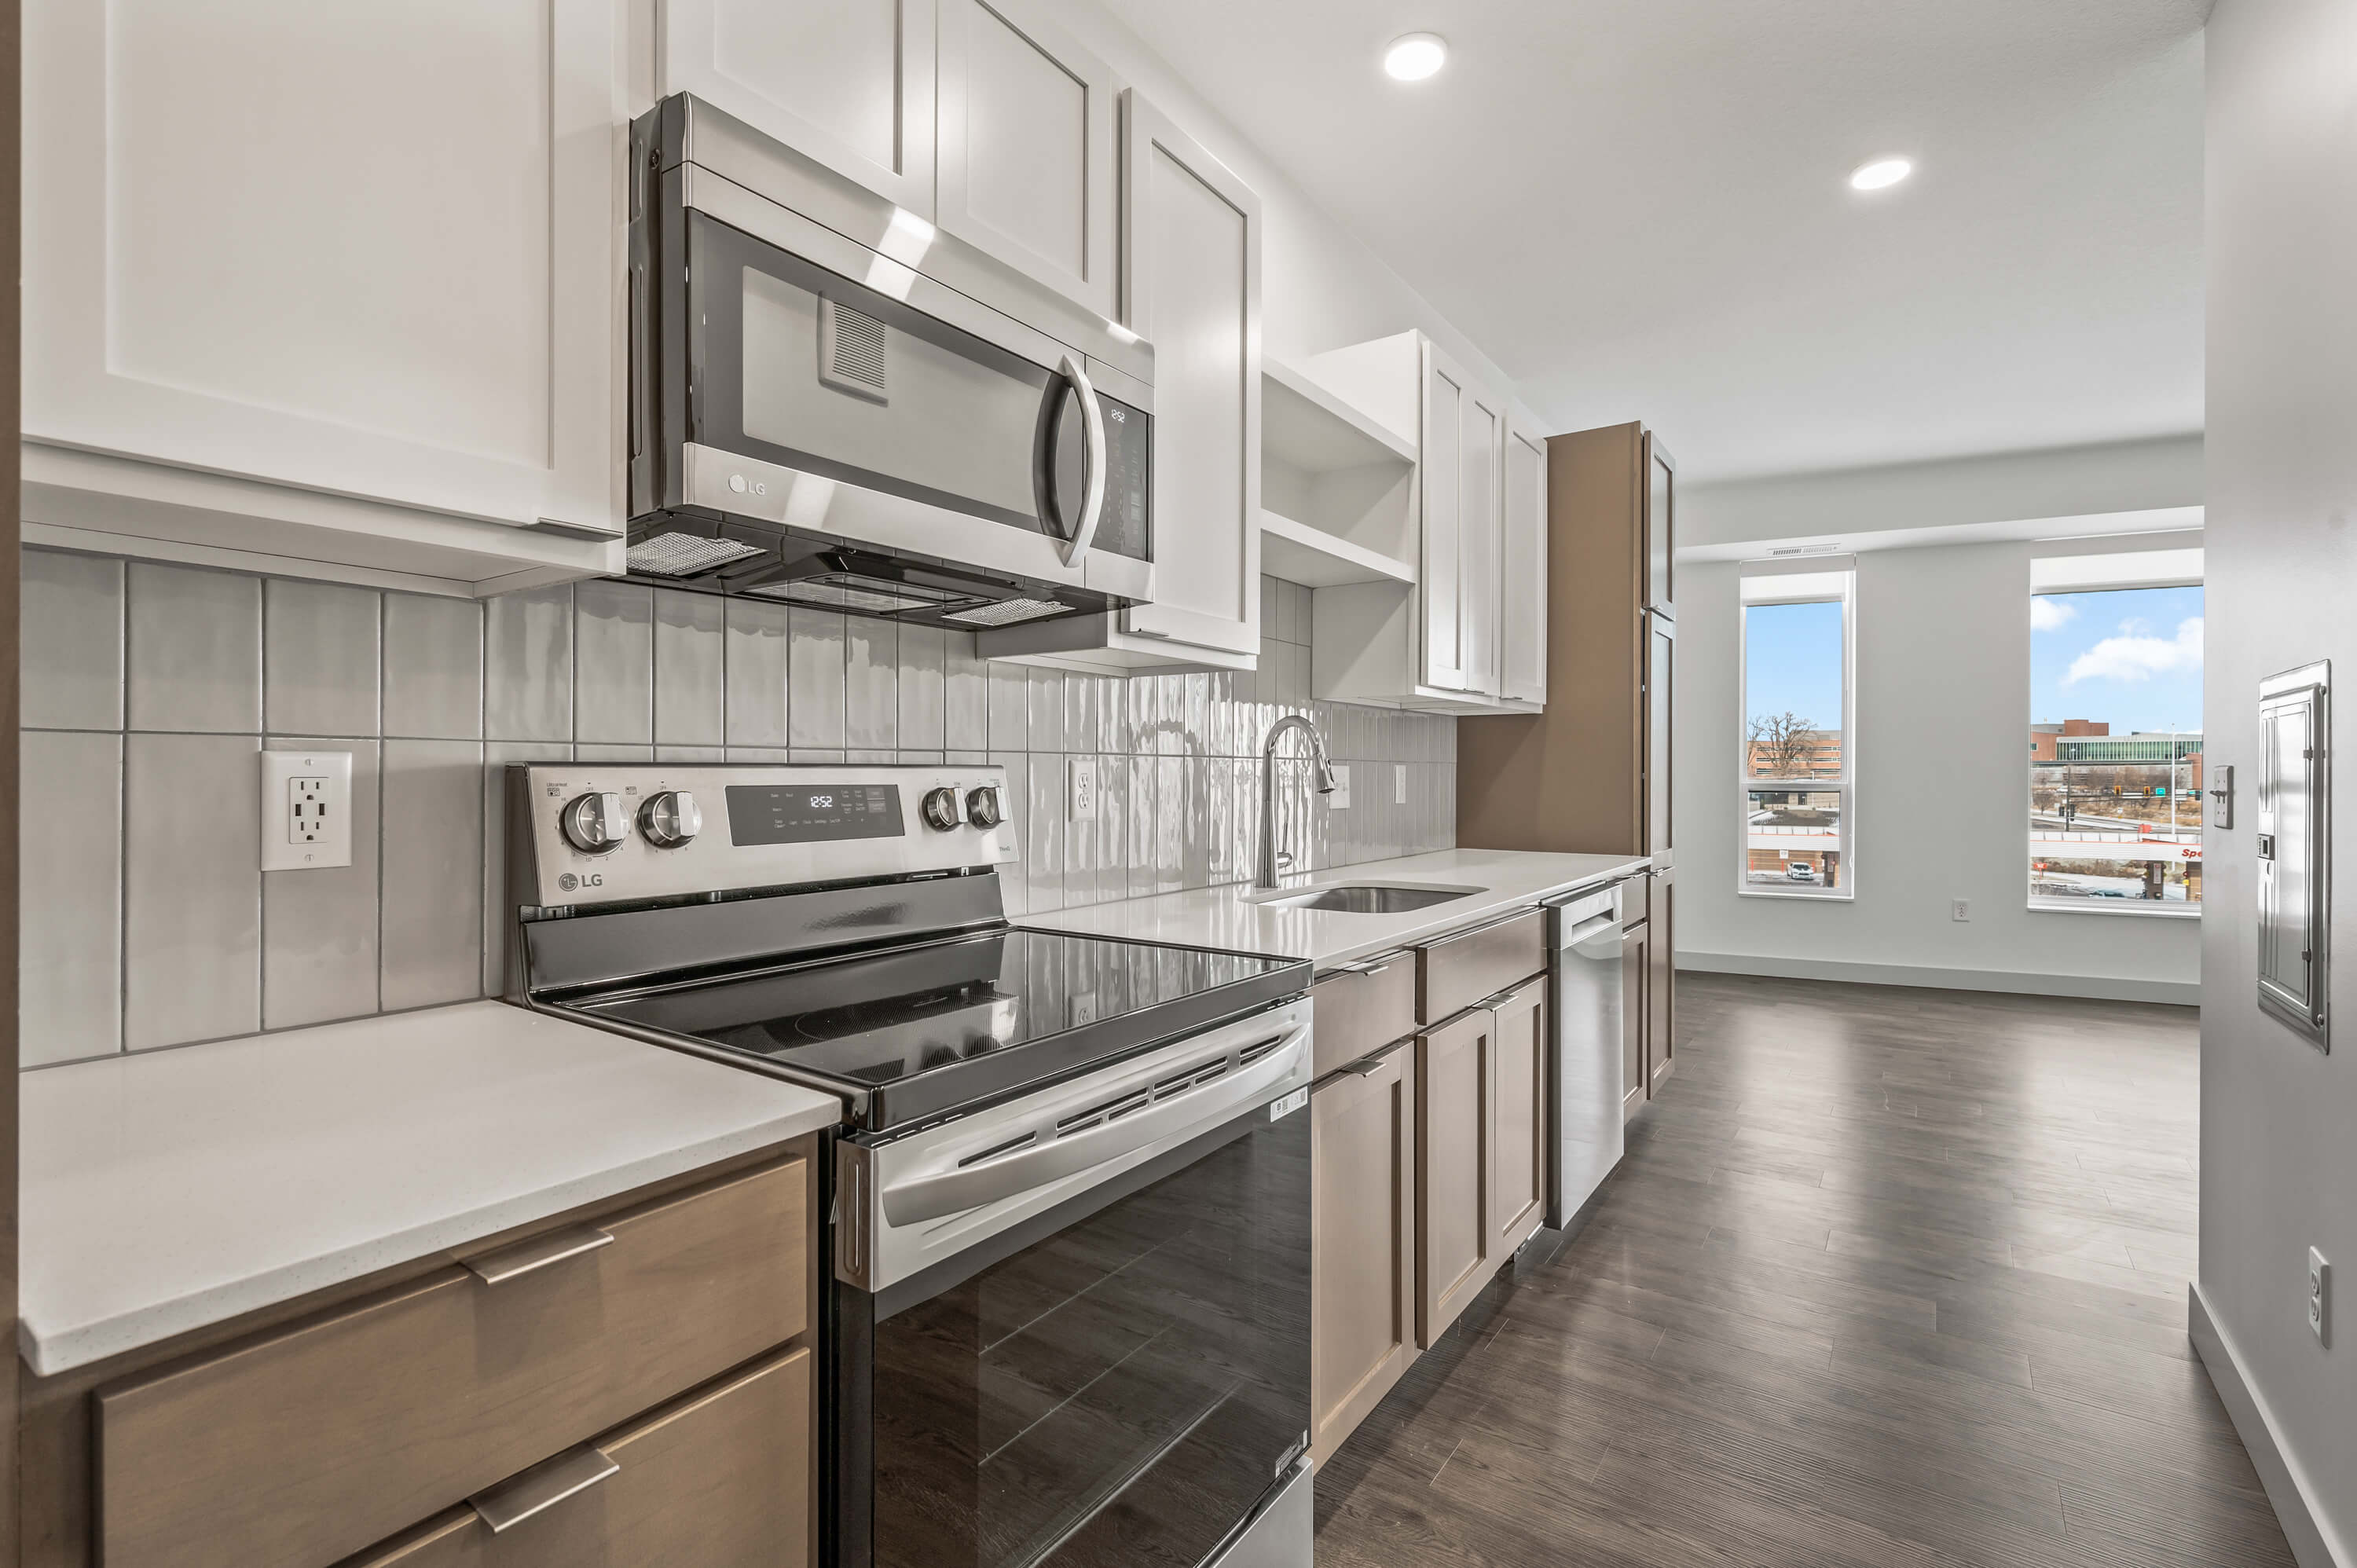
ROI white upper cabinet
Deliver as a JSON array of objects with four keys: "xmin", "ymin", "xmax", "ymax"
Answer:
[
  {"xmin": 1418, "ymin": 344, "xmax": 1469, "ymax": 691},
  {"xmin": 1416, "ymin": 339, "xmax": 1501, "ymax": 698},
  {"xmin": 1499, "ymin": 418, "xmax": 1550, "ymax": 705},
  {"xmin": 1460, "ymin": 381, "xmax": 1506, "ymax": 701},
  {"xmin": 22, "ymin": 0, "xmax": 626, "ymax": 592},
  {"xmin": 1115, "ymin": 93, "xmax": 1260, "ymax": 657},
  {"xmin": 978, "ymin": 91, "xmax": 1260, "ymax": 672},
  {"xmin": 1296, "ymin": 332, "xmax": 1545, "ymax": 713},
  {"xmin": 936, "ymin": 0, "xmax": 1124, "ymax": 320},
  {"xmin": 657, "ymin": 0, "xmax": 937, "ymax": 216}
]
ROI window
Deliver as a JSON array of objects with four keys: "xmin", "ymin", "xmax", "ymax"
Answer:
[
  {"xmin": 1741, "ymin": 565, "xmax": 1854, "ymax": 897},
  {"xmin": 2028, "ymin": 566, "xmax": 2202, "ymax": 913}
]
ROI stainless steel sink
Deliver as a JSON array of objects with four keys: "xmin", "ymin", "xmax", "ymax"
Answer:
[{"xmin": 1248, "ymin": 882, "xmax": 1484, "ymax": 914}]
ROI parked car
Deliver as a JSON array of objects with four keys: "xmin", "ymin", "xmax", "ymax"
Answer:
[{"xmin": 1786, "ymin": 863, "xmax": 1819, "ymax": 884}]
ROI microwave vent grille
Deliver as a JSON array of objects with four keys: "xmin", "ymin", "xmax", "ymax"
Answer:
[
  {"xmin": 627, "ymin": 533, "xmax": 765, "ymax": 577},
  {"xmin": 819, "ymin": 299, "xmax": 889, "ymax": 404},
  {"xmin": 745, "ymin": 573, "xmax": 967, "ymax": 617},
  {"xmin": 941, "ymin": 598, "xmax": 1072, "ymax": 628}
]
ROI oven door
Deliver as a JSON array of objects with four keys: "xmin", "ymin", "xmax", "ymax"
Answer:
[
  {"xmin": 832, "ymin": 1002, "xmax": 1313, "ymax": 1568},
  {"xmin": 636, "ymin": 157, "xmax": 1153, "ymax": 608}
]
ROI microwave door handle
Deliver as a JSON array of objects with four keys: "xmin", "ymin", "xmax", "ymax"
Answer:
[{"xmin": 1054, "ymin": 353, "xmax": 1109, "ymax": 567}]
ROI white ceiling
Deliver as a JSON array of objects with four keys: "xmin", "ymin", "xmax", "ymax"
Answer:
[{"xmin": 1103, "ymin": 0, "xmax": 2207, "ymax": 482}]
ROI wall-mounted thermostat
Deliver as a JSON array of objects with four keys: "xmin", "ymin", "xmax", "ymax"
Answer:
[{"xmin": 2257, "ymin": 663, "xmax": 2329, "ymax": 1051}]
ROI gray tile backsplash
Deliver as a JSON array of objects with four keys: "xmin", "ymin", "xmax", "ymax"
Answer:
[{"xmin": 19, "ymin": 556, "xmax": 1453, "ymax": 1065}]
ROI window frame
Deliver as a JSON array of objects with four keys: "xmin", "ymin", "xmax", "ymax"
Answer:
[
  {"xmin": 2024, "ymin": 565, "xmax": 2205, "ymax": 921},
  {"xmin": 1737, "ymin": 566, "xmax": 1857, "ymax": 903}
]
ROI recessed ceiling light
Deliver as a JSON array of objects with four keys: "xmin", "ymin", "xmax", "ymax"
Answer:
[
  {"xmin": 1849, "ymin": 156, "xmax": 1914, "ymax": 192},
  {"xmin": 1383, "ymin": 33, "xmax": 1448, "ymax": 82}
]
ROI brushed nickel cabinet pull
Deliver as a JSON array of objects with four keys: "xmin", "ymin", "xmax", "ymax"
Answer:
[
  {"xmin": 459, "ymin": 1223, "xmax": 615, "ymax": 1286},
  {"xmin": 468, "ymin": 1445, "xmax": 620, "ymax": 1533}
]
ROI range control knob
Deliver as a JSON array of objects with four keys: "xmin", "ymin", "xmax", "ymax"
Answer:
[
  {"xmin": 561, "ymin": 791, "xmax": 630, "ymax": 855},
  {"xmin": 638, "ymin": 789, "xmax": 702, "ymax": 849},
  {"xmin": 965, "ymin": 784, "xmax": 1006, "ymax": 830},
  {"xmin": 921, "ymin": 786, "xmax": 963, "ymax": 832}
]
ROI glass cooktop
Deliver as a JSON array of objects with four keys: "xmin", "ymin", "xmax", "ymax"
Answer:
[{"xmin": 572, "ymin": 928, "xmax": 1310, "ymax": 1131}]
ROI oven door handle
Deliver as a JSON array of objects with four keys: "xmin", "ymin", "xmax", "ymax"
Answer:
[
  {"xmin": 1054, "ymin": 353, "xmax": 1108, "ymax": 568},
  {"xmin": 879, "ymin": 1024, "xmax": 1307, "ymax": 1225}
]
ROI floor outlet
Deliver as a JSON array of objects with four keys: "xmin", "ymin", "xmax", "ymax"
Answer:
[
  {"xmin": 2311, "ymin": 1247, "xmax": 2330, "ymax": 1345},
  {"xmin": 262, "ymin": 750, "xmax": 354, "ymax": 872}
]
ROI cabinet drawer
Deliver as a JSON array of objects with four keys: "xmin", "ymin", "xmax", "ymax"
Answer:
[
  {"xmin": 340, "ymin": 1347, "xmax": 812, "ymax": 1568},
  {"xmin": 99, "ymin": 1156, "xmax": 809, "ymax": 1568},
  {"xmin": 1416, "ymin": 909, "xmax": 1544, "ymax": 1024},
  {"xmin": 1310, "ymin": 951, "xmax": 1417, "ymax": 1078}
]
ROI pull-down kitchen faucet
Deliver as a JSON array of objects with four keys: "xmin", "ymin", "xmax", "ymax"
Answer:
[{"xmin": 1255, "ymin": 715, "xmax": 1339, "ymax": 891}]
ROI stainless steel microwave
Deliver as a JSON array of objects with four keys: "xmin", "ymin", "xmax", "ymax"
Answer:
[{"xmin": 625, "ymin": 95, "xmax": 1153, "ymax": 630}]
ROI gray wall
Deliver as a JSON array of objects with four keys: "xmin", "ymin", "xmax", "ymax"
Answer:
[
  {"xmin": 19, "ymin": 554, "xmax": 1452, "ymax": 1068},
  {"xmin": 2199, "ymin": 0, "xmax": 2357, "ymax": 1558},
  {"xmin": 1676, "ymin": 543, "xmax": 2201, "ymax": 1002}
]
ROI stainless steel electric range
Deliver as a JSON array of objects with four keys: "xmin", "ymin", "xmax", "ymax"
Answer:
[{"xmin": 502, "ymin": 763, "xmax": 1316, "ymax": 1568}]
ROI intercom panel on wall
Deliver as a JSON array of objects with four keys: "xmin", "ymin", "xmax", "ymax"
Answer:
[{"xmin": 2257, "ymin": 661, "xmax": 2330, "ymax": 1050}]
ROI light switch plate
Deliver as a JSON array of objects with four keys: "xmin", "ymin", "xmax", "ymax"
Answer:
[
  {"xmin": 2311, "ymin": 1246, "xmax": 2330, "ymax": 1344},
  {"xmin": 261, "ymin": 749, "xmax": 354, "ymax": 871},
  {"xmin": 1068, "ymin": 757, "xmax": 1098, "ymax": 822},
  {"xmin": 1328, "ymin": 764, "xmax": 1351, "ymax": 810}
]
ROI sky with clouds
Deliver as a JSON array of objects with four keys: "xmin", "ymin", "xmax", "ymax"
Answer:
[{"xmin": 2030, "ymin": 584, "xmax": 2204, "ymax": 735}]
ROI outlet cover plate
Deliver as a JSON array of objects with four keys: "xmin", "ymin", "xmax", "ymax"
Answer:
[
  {"xmin": 2311, "ymin": 1246, "xmax": 2330, "ymax": 1344},
  {"xmin": 262, "ymin": 749, "xmax": 354, "ymax": 871},
  {"xmin": 1068, "ymin": 757, "xmax": 1098, "ymax": 822},
  {"xmin": 1395, "ymin": 764, "xmax": 1409, "ymax": 805},
  {"xmin": 1329, "ymin": 764, "xmax": 1351, "ymax": 810}
]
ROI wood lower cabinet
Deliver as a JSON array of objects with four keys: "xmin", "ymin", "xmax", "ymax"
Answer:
[
  {"xmin": 1622, "ymin": 921, "xmax": 1649, "ymax": 1119},
  {"xmin": 1488, "ymin": 976, "xmax": 1549, "ymax": 1258},
  {"xmin": 1310, "ymin": 1042, "xmax": 1417, "ymax": 1466},
  {"xmin": 1648, "ymin": 868, "xmax": 1676, "ymax": 1093},
  {"xmin": 1415, "ymin": 1006, "xmax": 1495, "ymax": 1348},
  {"xmin": 343, "ymin": 1347, "xmax": 811, "ymax": 1568},
  {"xmin": 23, "ymin": 1138, "xmax": 820, "ymax": 1568}
]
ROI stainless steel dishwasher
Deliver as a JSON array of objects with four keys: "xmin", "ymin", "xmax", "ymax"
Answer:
[{"xmin": 1546, "ymin": 879, "xmax": 1631, "ymax": 1227}]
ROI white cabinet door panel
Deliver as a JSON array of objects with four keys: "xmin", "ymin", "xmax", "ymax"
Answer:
[
  {"xmin": 1461, "ymin": 385, "xmax": 1505, "ymax": 699},
  {"xmin": 658, "ymin": 0, "xmax": 935, "ymax": 216},
  {"xmin": 937, "ymin": 0, "xmax": 1120, "ymax": 317},
  {"xmin": 1500, "ymin": 418, "xmax": 1549, "ymax": 705},
  {"xmin": 1117, "ymin": 93, "xmax": 1259, "ymax": 657},
  {"xmin": 24, "ymin": 0, "xmax": 621, "ymax": 535},
  {"xmin": 1418, "ymin": 344, "xmax": 1467, "ymax": 691}
]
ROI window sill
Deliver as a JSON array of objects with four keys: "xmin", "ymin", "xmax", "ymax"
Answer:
[
  {"xmin": 1738, "ymin": 886, "xmax": 1855, "ymax": 903},
  {"xmin": 2026, "ymin": 899, "xmax": 2201, "ymax": 921}
]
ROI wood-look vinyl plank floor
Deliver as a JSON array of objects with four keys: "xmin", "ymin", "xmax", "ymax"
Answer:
[{"xmin": 1312, "ymin": 972, "xmax": 2294, "ymax": 1568}]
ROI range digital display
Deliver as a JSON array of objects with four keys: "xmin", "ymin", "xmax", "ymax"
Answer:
[{"xmin": 725, "ymin": 783, "xmax": 905, "ymax": 845}]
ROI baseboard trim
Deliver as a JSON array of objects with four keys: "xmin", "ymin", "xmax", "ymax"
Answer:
[
  {"xmin": 1676, "ymin": 950, "xmax": 2198, "ymax": 1007},
  {"xmin": 2190, "ymin": 1282, "xmax": 2348, "ymax": 1568}
]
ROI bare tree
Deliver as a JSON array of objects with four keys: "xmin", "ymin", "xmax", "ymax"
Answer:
[{"xmin": 1747, "ymin": 711, "xmax": 1818, "ymax": 777}]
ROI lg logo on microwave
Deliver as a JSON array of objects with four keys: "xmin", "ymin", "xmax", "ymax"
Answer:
[{"xmin": 557, "ymin": 872, "xmax": 605, "ymax": 893}]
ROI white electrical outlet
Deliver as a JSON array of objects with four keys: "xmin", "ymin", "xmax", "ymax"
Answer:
[
  {"xmin": 261, "ymin": 750, "xmax": 354, "ymax": 871},
  {"xmin": 1952, "ymin": 898, "xmax": 1971, "ymax": 921},
  {"xmin": 1068, "ymin": 757, "xmax": 1098, "ymax": 822},
  {"xmin": 1395, "ymin": 764, "xmax": 1409, "ymax": 805},
  {"xmin": 1328, "ymin": 764, "xmax": 1351, "ymax": 810},
  {"xmin": 2311, "ymin": 1247, "xmax": 2330, "ymax": 1344}
]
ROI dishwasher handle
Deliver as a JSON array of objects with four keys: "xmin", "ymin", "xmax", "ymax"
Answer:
[{"xmin": 1563, "ymin": 912, "xmax": 1622, "ymax": 958}]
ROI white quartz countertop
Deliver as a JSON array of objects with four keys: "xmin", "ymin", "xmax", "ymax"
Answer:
[
  {"xmin": 1019, "ymin": 848, "xmax": 1649, "ymax": 968},
  {"xmin": 20, "ymin": 1000, "xmax": 844, "ymax": 1376}
]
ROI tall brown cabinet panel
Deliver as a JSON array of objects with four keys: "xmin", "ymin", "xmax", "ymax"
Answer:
[{"xmin": 1459, "ymin": 421, "xmax": 1678, "ymax": 1111}]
